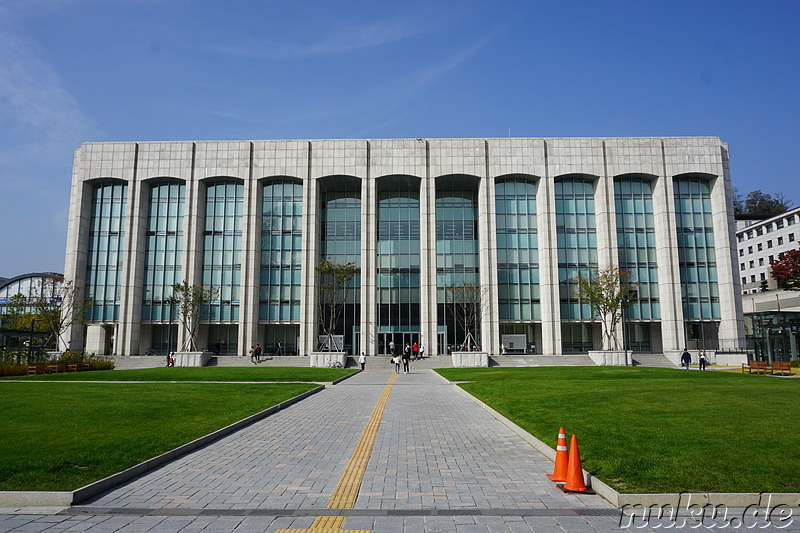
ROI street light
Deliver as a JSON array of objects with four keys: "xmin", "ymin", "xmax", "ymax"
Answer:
[{"xmin": 27, "ymin": 318, "xmax": 37, "ymax": 364}]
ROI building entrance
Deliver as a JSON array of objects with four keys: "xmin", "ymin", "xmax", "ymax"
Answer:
[{"xmin": 378, "ymin": 332, "xmax": 421, "ymax": 355}]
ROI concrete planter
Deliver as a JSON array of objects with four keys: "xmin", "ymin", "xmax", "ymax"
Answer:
[
  {"xmin": 588, "ymin": 350, "xmax": 631, "ymax": 366},
  {"xmin": 451, "ymin": 351, "xmax": 489, "ymax": 367},
  {"xmin": 173, "ymin": 351, "xmax": 212, "ymax": 367},
  {"xmin": 310, "ymin": 351, "xmax": 347, "ymax": 368}
]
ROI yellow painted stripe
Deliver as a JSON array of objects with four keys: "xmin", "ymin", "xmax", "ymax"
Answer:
[{"xmin": 275, "ymin": 372, "xmax": 396, "ymax": 533}]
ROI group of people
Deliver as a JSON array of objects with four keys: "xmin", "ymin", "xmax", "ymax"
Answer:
[{"xmin": 680, "ymin": 348, "xmax": 708, "ymax": 370}]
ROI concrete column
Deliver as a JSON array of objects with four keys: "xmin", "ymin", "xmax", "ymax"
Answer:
[
  {"xmin": 478, "ymin": 167, "xmax": 500, "ymax": 355},
  {"xmin": 653, "ymin": 163, "xmax": 685, "ymax": 352},
  {"xmin": 595, "ymin": 145, "xmax": 621, "ymax": 349},
  {"xmin": 538, "ymin": 151, "xmax": 561, "ymax": 355},
  {"xmin": 180, "ymin": 144, "xmax": 204, "ymax": 351},
  {"xmin": 713, "ymin": 145, "xmax": 746, "ymax": 351},
  {"xmin": 63, "ymin": 149, "xmax": 93, "ymax": 353},
  {"xmin": 419, "ymin": 146, "xmax": 438, "ymax": 354},
  {"xmin": 118, "ymin": 155, "xmax": 148, "ymax": 356},
  {"xmin": 300, "ymin": 160, "xmax": 319, "ymax": 354},
  {"xmin": 239, "ymin": 145, "xmax": 259, "ymax": 356},
  {"xmin": 360, "ymin": 166, "xmax": 377, "ymax": 355}
]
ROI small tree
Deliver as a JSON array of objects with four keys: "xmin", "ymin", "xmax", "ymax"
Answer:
[
  {"xmin": 575, "ymin": 266, "xmax": 638, "ymax": 351},
  {"xmin": 771, "ymin": 247, "xmax": 800, "ymax": 291},
  {"xmin": 315, "ymin": 259, "xmax": 357, "ymax": 351},
  {"xmin": 31, "ymin": 276, "xmax": 92, "ymax": 350},
  {"xmin": 449, "ymin": 281, "xmax": 487, "ymax": 351},
  {"xmin": 171, "ymin": 280, "xmax": 217, "ymax": 352}
]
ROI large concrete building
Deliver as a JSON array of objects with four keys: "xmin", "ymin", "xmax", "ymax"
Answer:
[{"xmin": 63, "ymin": 137, "xmax": 745, "ymax": 357}]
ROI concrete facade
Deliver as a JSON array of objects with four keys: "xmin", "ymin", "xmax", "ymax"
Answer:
[
  {"xmin": 736, "ymin": 206, "xmax": 800, "ymax": 294},
  {"xmin": 63, "ymin": 137, "xmax": 745, "ymax": 356}
]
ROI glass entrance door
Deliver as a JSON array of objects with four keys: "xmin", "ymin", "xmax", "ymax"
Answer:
[{"xmin": 378, "ymin": 332, "xmax": 420, "ymax": 355}]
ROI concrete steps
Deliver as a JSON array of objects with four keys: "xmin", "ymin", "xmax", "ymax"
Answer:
[
  {"xmin": 631, "ymin": 354, "xmax": 677, "ymax": 368},
  {"xmin": 489, "ymin": 355, "xmax": 594, "ymax": 367},
  {"xmin": 107, "ymin": 356, "xmax": 166, "ymax": 370}
]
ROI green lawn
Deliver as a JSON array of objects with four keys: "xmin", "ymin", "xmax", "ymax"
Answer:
[
  {"xmin": 436, "ymin": 366, "xmax": 800, "ymax": 494},
  {"xmin": 4, "ymin": 366, "xmax": 356, "ymax": 382},
  {"xmin": 0, "ymin": 381, "xmax": 318, "ymax": 491}
]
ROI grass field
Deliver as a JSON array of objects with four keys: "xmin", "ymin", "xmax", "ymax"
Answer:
[
  {"xmin": 436, "ymin": 366, "xmax": 799, "ymax": 494},
  {"xmin": 3, "ymin": 366, "xmax": 356, "ymax": 382},
  {"xmin": 0, "ymin": 381, "xmax": 319, "ymax": 491}
]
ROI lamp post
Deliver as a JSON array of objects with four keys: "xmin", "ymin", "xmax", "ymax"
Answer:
[{"xmin": 27, "ymin": 318, "xmax": 37, "ymax": 364}]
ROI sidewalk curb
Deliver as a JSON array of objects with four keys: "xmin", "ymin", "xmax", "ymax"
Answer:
[
  {"xmin": 434, "ymin": 371, "xmax": 800, "ymax": 509},
  {"xmin": 0, "ymin": 385, "xmax": 326, "ymax": 507}
]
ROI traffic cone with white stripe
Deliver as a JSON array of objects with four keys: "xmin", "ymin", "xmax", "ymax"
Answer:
[
  {"xmin": 557, "ymin": 434, "xmax": 595, "ymax": 494},
  {"xmin": 546, "ymin": 427, "xmax": 569, "ymax": 482}
]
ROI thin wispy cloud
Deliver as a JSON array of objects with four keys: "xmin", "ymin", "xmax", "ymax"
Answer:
[
  {"xmin": 0, "ymin": 13, "xmax": 96, "ymax": 188},
  {"xmin": 208, "ymin": 18, "xmax": 434, "ymax": 60}
]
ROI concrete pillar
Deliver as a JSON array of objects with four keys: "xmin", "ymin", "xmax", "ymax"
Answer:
[
  {"xmin": 118, "ymin": 156, "xmax": 148, "ymax": 356},
  {"xmin": 538, "ymin": 151, "xmax": 562, "ymax": 355},
  {"xmin": 180, "ymin": 144, "xmax": 204, "ymax": 351},
  {"xmin": 62, "ymin": 149, "xmax": 93, "ymax": 353},
  {"xmin": 419, "ymin": 144, "xmax": 439, "ymax": 354},
  {"xmin": 300, "ymin": 158, "xmax": 319, "ymax": 354},
  {"xmin": 360, "ymin": 165, "xmax": 377, "ymax": 355},
  {"xmin": 239, "ymin": 144, "xmax": 259, "ymax": 356},
  {"xmin": 595, "ymin": 144, "xmax": 621, "ymax": 349},
  {"xmin": 653, "ymin": 160, "xmax": 685, "ymax": 352},
  {"xmin": 478, "ymin": 159, "xmax": 500, "ymax": 355}
]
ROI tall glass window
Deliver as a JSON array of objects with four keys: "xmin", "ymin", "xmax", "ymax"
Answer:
[
  {"xmin": 377, "ymin": 178, "xmax": 420, "ymax": 334},
  {"xmin": 320, "ymin": 177, "xmax": 361, "ymax": 351},
  {"xmin": 202, "ymin": 180, "xmax": 243, "ymax": 339},
  {"xmin": 495, "ymin": 177, "xmax": 539, "ymax": 321},
  {"xmin": 142, "ymin": 181, "xmax": 184, "ymax": 322},
  {"xmin": 259, "ymin": 179, "xmax": 302, "ymax": 355},
  {"xmin": 556, "ymin": 177, "xmax": 597, "ymax": 352},
  {"xmin": 85, "ymin": 181, "xmax": 127, "ymax": 322},
  {"xmin": 260, "ymin": 179, "xmax": 302, "ymax": 321},
  {"xmin": 673, "ymin": 177, "xmax": 720, "ymax": 319},
  {"xmin": 615, "ymin": 177, "xmax": 659, "ymax": 319},
  {"xmin": 436, "ymin": 176, "xmax": 480, "ymax": 350}
]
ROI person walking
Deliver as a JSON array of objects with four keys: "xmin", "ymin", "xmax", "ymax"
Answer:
[
  {"xmin": 402, "ymin": 344, "xmax": 411, "ymax": 374},
  {"xmin": 391, "ymin": 354, "xmax": 401, "ymax": 374},
  {"xmin": 275, "ymin": 339, "xmax": 284, "ymax": 356},
  {"xmin": 389, "ymin": 339, "xmax": 395, "ymax": 356},
  {"xmin": 358, "ymin": 351, "xmax": 367, "ymax": 371},
  {"xmin": 698, "ymin": 349, "xmax": 707, "ymax": 370},
  {"xmin": 253, "ymin": 344, "xmax": 262, "ymax": 364},
  {"xmin": 419, "ymin": 343, "xmax": 425, "ymax": 359},
  {"xmin": 412, "ymin": 342, "xmax": 419, "ymax": 360},
  {"xmin": 681, "ymin": 348, "xmax": 691, "ymax": 370}
]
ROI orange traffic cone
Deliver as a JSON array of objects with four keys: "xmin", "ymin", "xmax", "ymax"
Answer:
[
  {"xmin": 557, "ymin": 434, "xmax": 595, "ymax": 494},
  {"xmin": 546, "ymin": 427, "xmax": 569, "ymax": 481}
]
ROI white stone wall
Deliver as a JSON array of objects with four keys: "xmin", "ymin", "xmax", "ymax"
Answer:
[{"xmin": 64, "ymin": 137, "xmax": 744, "ymax": 356}]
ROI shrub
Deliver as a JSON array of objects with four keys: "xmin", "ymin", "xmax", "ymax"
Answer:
[
  {"xmin": 792, "ymin": 359, "xmax": 800, "ymax": 368},
  {"xmin": 0, "ymin": 363, "xmax": 27, "ymax": 377}
]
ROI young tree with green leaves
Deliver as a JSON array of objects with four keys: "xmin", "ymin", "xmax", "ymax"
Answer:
[
  {"xmin": 575, "ymin": 266, "xmax": 638, "ymax": 351},
  {"xmin": 315, "ymin": 259, "xmax": 357, "ymax": 351},
  {"xmin": 171, "ymin": 281, "xmax": 218, "ymax": 352}
]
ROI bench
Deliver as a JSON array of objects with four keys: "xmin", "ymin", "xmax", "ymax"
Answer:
[
  {"xmin": 771, "ymin": 361, "xmax": 792, "ymax": 376},
  {"xmin": 46, "ymin": 363, "xmax": 65, "ymax": 374},
  {"xmin": 742, "ymin": 360, "xmax": 770, "ymax": 374},
  {"xmin": 27, "ymin": 363, "xmax": 46, "ymax": 375},
  {"xmin": 66, "ymin": 363, "xmax": 89, "ymax": 372}
]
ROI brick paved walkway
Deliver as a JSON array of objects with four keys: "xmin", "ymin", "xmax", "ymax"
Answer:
[{"xmin": 2, "ymin": 369, "xmax": 798, "ymax": 532}]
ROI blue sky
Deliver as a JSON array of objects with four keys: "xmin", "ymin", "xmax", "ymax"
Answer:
[{"xmin": 1, "ymin": 0, "xmax": 799, "ymax": 276}]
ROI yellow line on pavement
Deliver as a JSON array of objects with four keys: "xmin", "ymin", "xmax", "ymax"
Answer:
[{"xmin": 275, "ymin": 372, "xmax": 396, "ymax": 533}]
